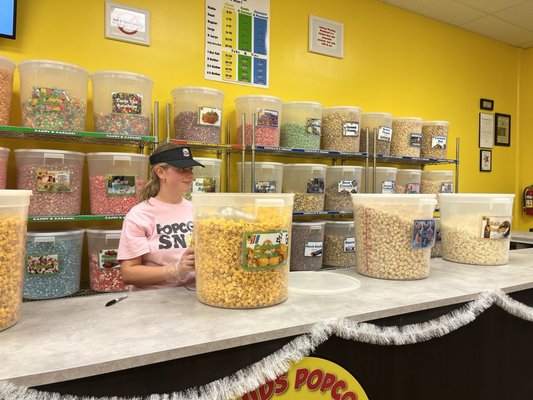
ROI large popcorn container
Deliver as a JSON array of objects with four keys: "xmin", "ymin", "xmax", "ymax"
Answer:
[
  {"xmin": 352, "ymin": 194, "xmax": 437, "ymax": 280},
  {"xmin": 235, "ymin": 95, "xmax": 282, "ymax": 146},
  {"xmin": 192, "ymin": 193, "xmax": 294, "ymax": 309},
  {"xmin": 0, "ymin": 190, "xmax": 32, "ymax": 331},
  {"xmin": 438, "ymin": 193, "xmax": 514, "ymax": 265}
]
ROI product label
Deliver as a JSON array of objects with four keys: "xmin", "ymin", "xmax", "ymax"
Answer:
[
  {"xmin": 192, "ymin": 177, "xmax": 216, "ymax": 193},
  {"xmin": 410, "ymin": 133, "xmax": 422, "ymax": 147},
  {"xmin": 98, "ymin": 249, "xmax": 119, "ymax": 270},
  {"xmin": 112, "ymin": 92, "xmax": 142, "ymax": 114},
  {"xmin": 243, "ymin": 230, "xmax": 289, "ymax": 270},
  {"xmin": 304, "ymin": 241, "xmax": 323, "ymax": 257},
  {"xmin": 441, "ymin": 181, "xmax": 454, "ymax": 193},
  {"xmin": 198, "ymin": 106, "xmax": 221, "ymax": 127},
  {"xmin": 344, "ymin": 237, "xmax": 355, "ymax": 252},
  {"xmin": 381, "ymin": 180, "xmax": 396, "ymax": 194},
  {"xmin": 480, "ymin": 216, "xmax": 512, "ymax": 239},
  {"xmin": 36, "ymin": 169, "xmax": 72, "ymax": 192},
  {"xmin": 306, "ymin": 177, "xmax": 324, "ymax": 194},
  {"xmin": 26, "ymin": 254, "xmax": 60, "ymax": 275},
  {"xmin": 306, "ymin": 118, "xmax": 322, "ymax": 135},
  {"xmin": 405, "ymin": 182, "xmax": 420, "ymax": 194},
  {"xmin": 431, "ymin": 135, "xmax": 447, "ymax": 150},
  {"xmin": 255, "ymin": 180, "xmax": 277, "ymax": 193},
  {"xmin": 342, "ymin": 122, "xmax": 359, "ymax": 137},
  {"xmin": 338, "ymin": 180, "xmax": 358, "ymax": 194},
  {"xmin": 256, "ymin": 108, "xmax": 279, "ymax": 128},
  {"xmin": 412, "ymin": 219, "xmax": 436, "ymax": 248},
  {"xmin": 106, "ymin": 174, "xmax": 137, "ymax": 196},
  {"xmin": 378, "ymin": 126, "xmax": 392, "ymax": 141},
  {"xmin": 31, "ymin": 87, "xmax": 68, "ymax": 112}
]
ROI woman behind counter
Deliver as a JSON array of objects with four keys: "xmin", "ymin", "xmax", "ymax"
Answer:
[{"xmin": 117, "ymin": 143, "xmax": 204, "ymax": 291}]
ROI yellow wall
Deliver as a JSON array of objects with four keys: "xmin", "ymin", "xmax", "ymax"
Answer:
[{"xmin": 0, "ymin": 0, "xmax": 528, "ymax": 228}]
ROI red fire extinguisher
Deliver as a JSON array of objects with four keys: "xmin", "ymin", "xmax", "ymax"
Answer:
[{"xmin": 524, "ymin": 185, "xmax": 533, "ymax": 215}]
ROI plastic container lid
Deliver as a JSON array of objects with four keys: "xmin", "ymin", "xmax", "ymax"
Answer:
[
  {"xmin": 421, "ymin": 170, "xmax": 453, "ymax": 176},
  {"xmin": 393, "ymin": 116, "xmax": 423, "ymax": 122},
  {"xmin": 325, "ymin": 220, "xmax": 354, "ymax": 227},
  {"xmin": 324, "ymin": 106, "xmax": 361, "ymax": 112},
  {"xmin": 328, "ymin": 165, "xmax": 363, "ymax": 171},
  {"xmin": 438, "ymin": 193, "xmax": 515, "ymax": 204},
  {"xmin": 18, "ymin": 59, "xmax": 89, "ymax": 76},
  {"xmin": 86, "ymin": 152, "xmax": 148, "ymax": 159},
  {"xmin": 361, "ymin": 112, "xmax": 393, "ymax": 117},
  {"xmin": 0, "ymin": 189, "xmax": 32, "ymax": 207},
  {"xmin": 284, "ymin": 163, "xmax": 328, "ymax": 169},
  {"xmin": 14, "ymin": 149, "xmax": 85, "ymax": 159},
  {"xmin": 86, "ymin": 228, "xmax": 121, "ymax": 235},
  {"xmin": 352, "ymin": 193, "xmax": 437, "ymax": 206},
  {"xmin": 27, "ymin": 228, "xmax": 85, "ymax": 237},
  {"xmin": 91, "ymin": 70, "xmax": 153, "ymax": 83},
  {"xmin": 0, "ymin": 147, "xmax": 9, "ymax": 156},
  {"xmin": 283, "ymin": 101, "xmax": 323, "ymax": 107},
  {"xmin": 288, "ymin": 271, "xmax": 361, "ymax": 295},
  {"xmin": 235, "ymin": 95, "xmax": 282, "ymax": 103},
  {"xmin": 171, "ymin": 86, "xmax": 224, "ymax": 96},
  {"xmin": 0, "ymin": 56, "xmax": 16, "ymax": 71},
  {"xmin": 423, "ymin": 120, "xmax": 449, "ymax": 126}
]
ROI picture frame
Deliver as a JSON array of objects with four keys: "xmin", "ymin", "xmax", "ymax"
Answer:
[
  {"xmin": 308, "ymin": 15, "xmax": 344, "ymax": 58},
  {"xmin": 105, "ymin": 1, "xmax": 150, "ymax": 46},
  {"xmin": 478, "ymin": 112, "xmax": 494, "ymax": 148},
  {"xmin": 480, "ymin": 98, "xmax": 494, "ymax": 111},
  {"xmin": 480, "ymin": 149, "xmax": 492, "ymax": 172},
  {"xmin": 494, "ymin": 113, "xmax": 511, "ymax": 146}
]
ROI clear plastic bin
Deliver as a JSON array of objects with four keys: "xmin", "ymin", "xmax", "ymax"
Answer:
[
  {"xmin": 14, "ymin": 149, "xmax": 85, "ymax": 216},
  {"xmin": 282, "ymin": 163, "xmax": 327, "ymax": 212},
  {"xmin": 421, "ymin": 121, "xmax": 448, "ymax": 159},
  {"xmin": 237, "ymin": 161, "xmax": 284, "ymax": 193},
  {"xmin": 0, "ymin": 56, "xmax": 16, "ymax": 125},
  {"xmin": 323, "ymin": 220, "xmax": 355, "ymax": 268},
  {"xmin": 324, "ymin": 165, "xmax": 363, "ymax": 211},
  {"xmin": 352, "ymin": 194, "xmax": 437, "ymax": 280},
  {"xmin": 360, "ymin": 166, "xmax": 397, "ymax": 193},
  {"xmin": 438, "ymin": 193, "xmax": 514, "ymax": 265},
  {"xmin": 290, "ymin": 221, "xmax": 325, "ymax": 271},
  {"xmin": 18, "ymin": 60, "xmax": 89, "ymax": 131},
  {"xmin": 321, "ymin": 106, "xmax": 361, "ymax": 152},
  {"xmin": 191, "ymin": 192, "xmax": 294, "ymax": 308},
  {"xmin": 360, "ymin": 112, "xmax": 393, "ymax": 155},
  {"xmin": 390, "ymin": 117, "xmax": 423, "ymax": 158},
  {"xmin": 172, "ymin": 86, "xmax": 224, "ymax": 143},
  {"xmin": 0, "ymin": 147, "xmax": 9, "ymax": 189},
  {"xmin": 91, "ymin": 70, "xmax": 153, "ymax": 136},
  {"xmin": 24, "ymin": 229, "xmax": 85, "ymax": 299},
  {"xmin": 184, "ymin": 157, "xmax": 222, "ymax": 200},
  {"xmin": 86, "ymin": 152, "xmax": 148, "ymax": 215},
  {"xmin": 235, "ymin": 95, "xmax": 282, "ymax": 146},
  {"xmin": 0, "ymin": 190, "xmax": 32, "ymax": 331},
  {"xmin": 280, "ymin": 101, "xmax": 323, "ymax": 149},
  {"xmin": 86, "ymin": 228, "xmax": 127, "ymax": 292},
  {"xmin": 420, "ymin": 170, "xmax": 454, "ymax": 195},
  {"xmin": 396, "ymin": 169, "xmax": 422, "ymax": 194}
]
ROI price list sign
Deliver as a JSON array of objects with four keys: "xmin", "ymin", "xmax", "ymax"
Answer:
[{"xmin": 205, "ymin": 0, "xmax": 270, "ymax": 88}]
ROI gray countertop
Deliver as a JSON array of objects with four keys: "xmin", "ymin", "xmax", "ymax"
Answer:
[
  {"xmin": 2, "ymin": 248, "xmax": 533, "ymax": 387},
  {"xmin": 511, "ymin": 229, "xmax": 533, "ymax": 244}
]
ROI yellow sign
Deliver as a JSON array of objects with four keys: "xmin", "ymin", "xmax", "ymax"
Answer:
[{"xmin": 239, "ymin": 356, "xmax": 369, "ymax": 400}]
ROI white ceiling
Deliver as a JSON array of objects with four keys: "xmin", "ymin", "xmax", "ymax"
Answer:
[{"xmin": 380, "ymin": 0, "xmax": 533, "ymax": 48}]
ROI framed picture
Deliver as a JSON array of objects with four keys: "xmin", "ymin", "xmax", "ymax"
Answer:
[
  {"xmin": 105, "ymin": 1, "xmax": 150, "ymax": 46},
  {"xmin": 478, "ymin": 112, "xmax": 494, "ymax": 148},
  {"xmin": 309, "ymin": 15, "xmax": 344, "ymax": 58},
  {"xmin": 494, "ymin": 113, "xmax": 511, "ymax": 146},
  {"xmin": 480, "ymin": 98, "xmax": 494, "ymax": 111},
  {"xmin": 480, "ymin": 149, "xmax": 492, "ymax": 172}
]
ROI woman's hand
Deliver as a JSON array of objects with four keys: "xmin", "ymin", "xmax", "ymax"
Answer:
[{"xmin": 164, "ymin": 248, "xmax": 195, "ymax": 284}]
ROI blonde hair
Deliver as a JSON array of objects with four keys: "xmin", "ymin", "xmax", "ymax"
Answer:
[{"xmin": 140, "ymin": 143, "xmax": 180, "ymax": 201}]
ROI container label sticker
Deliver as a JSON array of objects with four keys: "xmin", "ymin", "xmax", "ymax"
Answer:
[
  {"xmin": 441, "ymin": 182, "xmax": 454, "ymax": 193},
  {"xmin": 306, "ymin": 178, "xmax": 324, "ymax": 194},
  {"xmin": 36, "ymin": 169, "xmax": 72, "ymax": 193},
  {"xmin": 381, "ymin": 180, "xmax": 396, "ymax": 194},
  {"xmin": 106, "ymin": 174, "xmax": 137, "ymax": 196},
  {"xmin": 480, "ymin": 216, "xmax": 512, "ymax": 239},
  {"xmin": 412, "ymin": 219, "xmax": 436, "ymax": 248},
  {"xmin": 431, "ymin": 135, "xmax": 447, "ymax": 150},
  {"xmin": 304, "ymin": 241, "xmax": 323, "ymax": 257},
  {"xmin": 255, "ymin": 180, "xmax": 277, "ymax": 193},
  {"xmin": 243, "ymin": 230, "xmax": 289, "ymax": 271},
  {"xmin": 26, "ymin": 254, "xmax": 60, "ymax": 275},
  {"xmin": 306, "ymin": 118, "xmax": 322, "ymax": 135},
  {"xmin": 405, "ymin": 182, "xmax": 420, "ymax": 194},
  {"xmin": 410, "ymin": 133, "xmax": 422, "ymax": 147},
  {"xmin": 98, "ymin": 249, "xmax": 119, "ymax": 270},
  {"xmin": 192, "ymin": 177, "xmax": 216, "ymax": 193},
  {"xmin": 31, "ymin": 87, "xmax": 68, "ymax": 112},
  {"xmin": 256, "ymin": 108, "xmax": 279, "ymax": 128},
  {"xmin": 112, "ymin": 92, "xmax": 142, "ymax": 114},
  {"xmin": 338, "ymin": 179, "xmax": 358, "ymax": 194},
  {"xmin": 344, "ymin": 237, "xmax": 355, "ymax": 252},
  {"xmin": 198, "ymin": 106, "xmax": 221, "ymax": 127},
  {"xmin": 378, "ymin": 126, "xmax": 392, "ymax": 141},
  {"xmin": 342, "ymin": 122, "xmax": 359, "ymax": 137}
]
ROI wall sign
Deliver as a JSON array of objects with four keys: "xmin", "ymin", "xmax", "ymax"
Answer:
[
  {"xmin": 105, "ymin": 1, "xmax": 150, "ymax": 46},
  {"xmin": 308, "ymin": 15, "xmax": 344, "ymax": 58}
]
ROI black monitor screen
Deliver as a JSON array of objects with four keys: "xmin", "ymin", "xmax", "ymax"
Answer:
[{"xmin": 0, "ymin": 0, "xmax": 16, "ymax": 39}]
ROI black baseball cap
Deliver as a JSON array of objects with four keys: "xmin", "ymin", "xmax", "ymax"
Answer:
[{"xmin": 149, "ymin": 146, "xmax": 205, "ymax": 168}]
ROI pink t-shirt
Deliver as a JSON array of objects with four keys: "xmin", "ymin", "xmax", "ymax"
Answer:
[{"xmin": 117, "ymin": 197, "xmax": 194, "ymax": 290}]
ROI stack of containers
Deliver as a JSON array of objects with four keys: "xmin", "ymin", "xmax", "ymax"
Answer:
[
  {"xmin": 171, "ymin": 86, "xmax": 224, "ymax": 143},
  {"xmin": 321, "ymin": 106, "xmax": 362, "ymax": 152},
  {"xmin": 283, "ymin": 163, "xmax": 327, "ymax": 212},
  {"xmin": 421, "ymin": 121, "xmax": 449, "ymax": 159},
  {"xmin": 359, "ymin": 112, "xmax": 393, "ymax": 155},
  {"xmin": 24, "ymin": 229, "xmax": 85, "ymax": 299},
  {"xmin": 0, "ymin": 190, "xmax": 32, "ymax": 331},
  {"xmin": 323, "ymin": 220, "xmax": 355, "ymax": 268},
  {"xmin": 235, "ymin": 95, "xmax": 282, "ymax": 146},
  {"xmin": 280, "ymin": 101, "xmax": 323, "ymax": 149},
  {"xmin": 18, "ymin": 60, "xmax": 89, "ymax": 131},
  {"xmin": 14, "ymin": 149, "xmax": 85, "ymax": 216},
  {"xmin": 184, "ymin": 157, "xmax": 222, "ymax": 200},
  {"xmin": 361, "ymin": 166, "xmax": 397, "ymax": 194},
  {"xmin": 0, "ymin": 147, "xmax": 9, "ymax": 189},
  {"xmin": 0, "ymin": 56, "xmax": 16, "ymax": 125},
  {"xmin": 290, "ymin": 221, "xmax": 325, "ymax": 271},
  {"xmin": 86, "ymin": 228, "xmax": 127, "ymax": 292},
  {"xmin": 390, "ymin": 117, "xmax": 423, "ymax": 158},
  {"xmin": 324, "ymin": 165, "xmax": 363, "ymax": 211},
  {"xmin": 86, "ymin": 152, "xmax": 148, "ymax": 215},
  {"xmin": 237, "ymin": 161, "xmax": 284, "ymax": 193},
  {"xmin": 396, "ymin": 169, "xmax": 422, "ymax": 194},
  {"xmin": 91, "ymin": 71, "xmax": 153, "ymax": 136}
]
